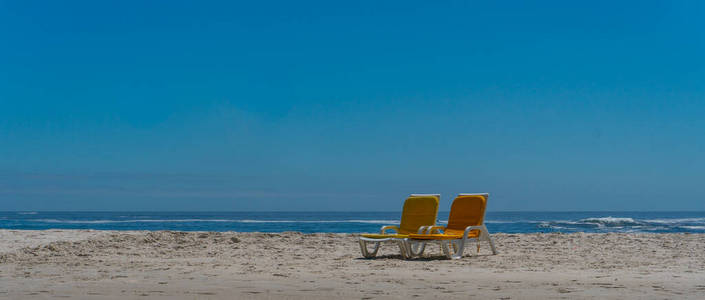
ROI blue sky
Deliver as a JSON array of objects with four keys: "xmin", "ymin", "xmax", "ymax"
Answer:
[{"xmin": 1, "ymin": 0, "xmax": 704, "ymax": 211}]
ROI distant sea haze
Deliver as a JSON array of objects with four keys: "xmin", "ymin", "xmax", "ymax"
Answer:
[{"xmin": 2, "ymin": 211, "xmax": 705, "ymax": 233}]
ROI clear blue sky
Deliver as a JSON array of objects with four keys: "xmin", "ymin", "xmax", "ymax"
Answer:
[{"xmin": 1, "ymin": 1, "xmax": 704, "ymax": 211}]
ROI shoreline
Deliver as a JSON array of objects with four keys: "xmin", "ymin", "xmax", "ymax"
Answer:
[{"xmin": 1, "ymin": 230, "xmax": 704, "ymax": 299}]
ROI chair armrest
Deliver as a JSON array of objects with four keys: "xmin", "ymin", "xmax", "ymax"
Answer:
[
  {"xmin": 380, "ymin": 225, "xmax": 399, "ymax": 234},
  {"xmin": 427, "ymin": 225, "xmax": 447, "ymax": 234},
  {"xmin": 463, "ymin": 225, "xmax": 487, "ymax": 238}
]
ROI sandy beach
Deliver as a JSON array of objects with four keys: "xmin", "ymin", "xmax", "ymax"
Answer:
[{"xmin": 1, "ymin": 230, "xmax": 704, "ymax": 299}]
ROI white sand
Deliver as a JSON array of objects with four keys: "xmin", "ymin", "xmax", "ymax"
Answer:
[
  {"xmin": 0, "ymin": 229, "xmax": 112, "ymax": 253},
  {"xmin": 1, "ymin": 230, "xmax": 704, "ymax": 299}
]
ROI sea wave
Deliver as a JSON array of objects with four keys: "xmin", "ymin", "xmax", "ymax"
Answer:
[
  {"xmin": 31, "ymin": 217, "xmax": 698, "ymax": 229},
  {"xmin": 484, "ymin": 220, "xmax": 543, "ymax": 224},
  {"xmin": 644, "ymin": 218, "xmax": 705, "ymax": 224},
  {"xmin": 534, "ymin": 215, "xmax": 705, "ymax": 232},
  {"xmin": 678, "ymin": 226, "xmax": 705, "ymax": 230},
  {"xmin": 3, "ymin": 212, "xmax": 703, "ymax": 233},
  {"xmin": 579, "ymin": 217, "xmax": 642, "ymax": 226}
]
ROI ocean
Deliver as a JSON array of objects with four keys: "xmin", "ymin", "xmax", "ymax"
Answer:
[{"xmin": 2, "ymin": 211, "xmax": 704, "ymax": 233}]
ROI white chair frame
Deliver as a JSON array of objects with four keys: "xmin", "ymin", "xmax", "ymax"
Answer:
[
  {"xmin": 404, "ymin": 224, "xmax": 497, "ymax": 259},
  {"xmin": 359, "ymin": 225, "xmax": 431, "ymax": 259}
]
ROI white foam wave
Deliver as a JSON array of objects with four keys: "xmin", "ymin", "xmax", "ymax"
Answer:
[
  {"xmin": 644, "ymin": 218, "xmax": 705, "ymax": 224},
  {"xmin": 36, "ymin": 219, "xmax": 235, "ymax": 224},
  {"xmin": 679, "ymin": 226, "xmax": 705, "ymax": 230},
  {"xmin": 484, "ymin": 220, "xmax": 543, "ymax": 224},
  {"xmin": 536, "ymin": 215, "xmax": 699, "ymax": 232},
  {"xmin": 579, "ymin": 217, "xmax": 641, "ymax": 226},
  {"xmin": 16, "ymin": 214, "xmax": 705, "ymax": 233}
]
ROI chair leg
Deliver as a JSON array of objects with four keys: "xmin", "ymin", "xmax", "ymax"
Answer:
[
  {"xmin": 402, "ymin": 240, "xmax": 412, "ymax": 258},
  {"xmin": 481, "ymin": 227, "xmax": 498, "ymax": 255},
  {"xmin": 487, "ymin": 236, "xmax": 497, "ymax": 255},
  {"xmin": 441, "ymin": 241, "xmax": 452, "ymax": 259},
  {"xmin": 409, "ymin": 241, "xmax": 427, "ymax": 257},
  {"xmin": 396, "ymin": 240, "xmax": 408, "ymax": 259},
  {"xmin": 451, "ymin": 239, "xmax": 466, "ymax": 260},
  {"xmin": 405, "ymin": 240, "xmax": 426, "ymax": 258},
  {"xmin": 359, "ymin": 240, "xmax": 380, "ymax": 258}
]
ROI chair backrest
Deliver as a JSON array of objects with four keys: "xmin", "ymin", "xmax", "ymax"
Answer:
[
  {"xmin": 446, "ymin": 194, "xmax": 489, "ymax": 233},
  {"xmin": 398, "ymin": 194, "xmax": 440, "ymax": 234}
]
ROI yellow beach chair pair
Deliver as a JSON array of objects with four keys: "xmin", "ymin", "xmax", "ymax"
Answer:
[{"xmin": 358, "ymin": 193, "xmax": 497, "ymax": 259}]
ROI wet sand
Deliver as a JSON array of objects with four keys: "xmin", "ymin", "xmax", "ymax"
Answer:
[{"xmin": 1, "ymin": 230, "xmax": 704, "ymax": 299}]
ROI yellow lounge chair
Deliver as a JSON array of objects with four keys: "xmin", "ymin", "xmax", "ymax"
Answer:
[
  {"xmin": 358, "ymin": 194, "xmax": 439, "ymax": 259},
  {"xmin": 405, "ymin": 193, "xmax": 497, "ymax": 259}
]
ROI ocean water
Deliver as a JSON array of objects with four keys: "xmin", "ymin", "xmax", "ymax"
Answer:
[{"xmin": 2, "ymin": 211, "xmax": 705, "ymax": 234}]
